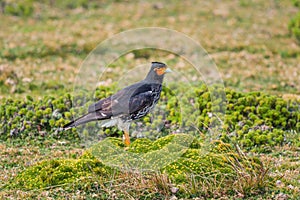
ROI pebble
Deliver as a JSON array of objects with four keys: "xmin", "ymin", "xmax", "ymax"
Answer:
[
  {"xmin": 169, "ymin": 195, "xmax": 177, "ymax": 200},
  {"xmin": 170, "ymin": 186, "xmax": 179, "ymax": 194},
  {"xmin": 275, "ymin": 193, "xmax": 289, "ymax": 200},
  {"xmin": 153, "ymin": 3, "xmax": 164, "ymax": 10},
  {"xmin": 276, "ymin": 180, "xmax": 282, "ymax": 186},
  {"xmin": 287, "ymin": 184, "xmax": 294, "ymax": 190}
]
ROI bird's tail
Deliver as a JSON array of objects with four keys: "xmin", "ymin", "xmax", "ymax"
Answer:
[{"xmin": 63, "ymin": 113, "xmax": 99, "ymax": 130}]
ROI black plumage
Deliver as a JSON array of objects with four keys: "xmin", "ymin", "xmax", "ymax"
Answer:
[{"xmin": 63, "ymin": 62, "xmax": 171, "ymax": 146}]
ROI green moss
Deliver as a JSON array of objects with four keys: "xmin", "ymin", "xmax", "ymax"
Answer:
[
  {"xmin": 8, "ymin": 135, "xmax": 264, "ymax": 192},
  {"xmin": 129, "ymin": 138, "xmax": 153, "ymax": 153},
  {"xmin": 162, "ymin": 149, "xmax": 234, "ymax": 183},
  {"xmin": 8, "ymin": 158, "xmax": 112, "ymax": 190},
  {"xmin": 0, "ymin": 84, "xmax": 299, "ymax": 151}
]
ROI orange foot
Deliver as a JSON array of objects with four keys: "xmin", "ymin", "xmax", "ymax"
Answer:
[{"xmin": 123, "ymin": 130, "xmax": 130, "ymax": 147}]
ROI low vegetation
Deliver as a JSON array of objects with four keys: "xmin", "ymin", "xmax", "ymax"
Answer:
[
  {"xmin": 1, "ymin": 84, "xmax": 299, "ymax": 152},
  {"xmin": 1, "ymin": 0, "xmax": 299, "ymax": 199},
  {"xmin": 4, "ymin": 135, "xmax": 271, "ymax": 199}
]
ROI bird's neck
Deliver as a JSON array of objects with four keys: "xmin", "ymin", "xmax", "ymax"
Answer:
[{"xmin": 144, "ymin": 73, "xmax": 164, "ymax": 84}]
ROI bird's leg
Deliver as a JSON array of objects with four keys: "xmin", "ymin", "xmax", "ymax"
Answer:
[
  {"xmin": 123, "ymin": 130, "xmax": 130, "ymax": 146},
  {"xmin": 122, "ymin": 122, "xmax": 131, "ymax": 147}
]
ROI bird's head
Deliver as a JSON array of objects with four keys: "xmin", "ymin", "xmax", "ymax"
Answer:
[{"xmin": 145, "ymin": 62, "xmax": 172, "ymax": 83}]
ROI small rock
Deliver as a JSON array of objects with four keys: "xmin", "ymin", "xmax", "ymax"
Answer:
[
  {"xmin": 22, "ymin": 77, "xmax": 32, "ymax": 82},
  {"xmin": 213, "ymin": 7, "xmax": 229, "ymax": 17},
  {"xmin": 39, "ymin": 131, "xmax": 47, "ymax": 137},
  {"xmin": 260, "ymin": 124, "xmax": 270, "ymax": 131},
  {"xmin": 287, "ymin": 184, "xmax": 294, "ymax": 190},
  {"xmin": 271, "ymin": 84, "xmax": 278, "ymax": 89},
  {"xmin": 10, "ymin": 128, "xmax": 18, "ymax": 136},
  {"xmin": 167, "ymin": 54, "xmax": 175, "ymax": 59},
  {"xmin": 238, "ymin": 121, "xmax": 245, "ymax": 127},
  {"xmin": 52, "ymin": 109, "xmax": 62, "ymax": 119},
  {"xmin": 58, "ymin": 141, "xmax": 67, "ymax": 145},
  {"xmin": 237, "ymin": 192, "xmax": 245, "ymax": 198},
  {"xmin": 153, "ymin": 3, "xmax": 164, "ymax": 10},
  {"xmin": 170, "ymin": 186, "xmax": 179, "ymax": 194},
  {"xmin": 5, "ymin": 78, "xmax": 16, "ymax": 85},
  {"xmin": 169, "ymin": 195, "xmax": 177, "ymax": 200},
  {"xmin": 41, "ymin": 191, "xmax": 49, "ymax": 196},
  {"xmin": 125, "ymin": 53, "xmax": 134, "ymax": 60},
  {"xmin": 275, "ymin": 193, "xmax": 289, "ymax": 200},
  {"xmin": 276, "ymin": 180, "xmax": 285, "ymax": 188},
  {"xmin": 276, "ymin": 180, "xmax": 282, "ymax": 186}
]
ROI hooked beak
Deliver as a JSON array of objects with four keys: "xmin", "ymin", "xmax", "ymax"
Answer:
[{"xmin": 165, "ymin": 68, "xmax": 172, "ymax": 73}]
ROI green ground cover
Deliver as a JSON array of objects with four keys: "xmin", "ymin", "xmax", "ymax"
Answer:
[{"xmin": 1, "ymin": 0, "xmax": 299, "ymax": 199}]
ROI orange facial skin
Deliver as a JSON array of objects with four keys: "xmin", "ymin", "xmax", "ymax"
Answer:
[{"xmin": 154, "ymin": 67, "xmax": 166, "ymax": 75}]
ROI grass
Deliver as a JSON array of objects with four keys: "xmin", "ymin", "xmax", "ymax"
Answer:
[
  {"xmin": 1, "ymin": 138, "xmax": 299, "ymax": 199},
  {"xmin": 1, "ymin": 0, "xmax": 300, "ymax": 99},
  {"xmin": 0, "ymin": 0, "xmax": 300, "ymax": 199},
  {"xmin": 0, "ymin": 138, "xmax": 276, "ymax": 199}
]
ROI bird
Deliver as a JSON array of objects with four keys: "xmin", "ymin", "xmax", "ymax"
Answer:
[{"xmin": 63, "ymin": 62, "xmax": 172, "ymax": 146}]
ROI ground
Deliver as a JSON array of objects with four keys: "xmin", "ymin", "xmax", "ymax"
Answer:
[{"xmin": 0, "ymin": 0, "xmax": 299, "ymax": 199}]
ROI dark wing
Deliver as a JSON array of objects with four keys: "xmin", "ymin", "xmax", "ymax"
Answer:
[
  {"xmin": 129, "ymin": 90, "xmax": 154, "ymax": 114},
  {"xmin": 88, "ymin": 82, "xmax": 154, "ymax": 115},
  {"xmin": 64, "ymin": 83, "xmax": 157, "ymax": 129},
  {"xmin": 87, "ymin": 89, "xmax": 126, "ymax": 113}
]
